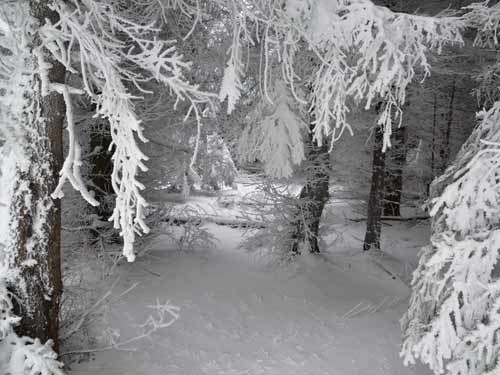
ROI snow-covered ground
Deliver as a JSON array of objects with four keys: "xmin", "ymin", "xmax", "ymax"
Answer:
[{"xmin": 68, "ymin": 180, "xmax": 430, "ymax": 375}]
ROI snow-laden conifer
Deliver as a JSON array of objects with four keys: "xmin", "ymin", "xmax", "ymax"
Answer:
[
  {"xmin": 239, "ymin": 79, "xmax": 307, "ymax": 178},
  {"xmin": 402, "ymin": 3, "xmax": 500, "ymax": 374},
  {"xmin": 402, "ymin": 101, "xmax": 500, "ymax": 375}
]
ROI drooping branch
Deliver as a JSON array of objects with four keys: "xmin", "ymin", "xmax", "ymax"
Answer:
[
  {"xmin": 35, "ymin": 0, "xmax": 214, "ymax": 260},
  {"xmin": 226, "ymin": 0, "xmax": 464, "ymax": 178}
]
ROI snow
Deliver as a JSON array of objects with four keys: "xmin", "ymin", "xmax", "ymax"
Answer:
[
  {"xmin": 69, "ymin": 184, "xmax": 429, "ymax": 375},
  {"xmin": 239, "ymin": 80, "xmax": 308, "ymax": 179},
  {"xmin": 0, "ymin": 148, "xmax": 18, "ymax": 261}
]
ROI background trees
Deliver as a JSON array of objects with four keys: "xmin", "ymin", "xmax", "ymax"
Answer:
[{"xmin": 0, "ymin": 1, "xmax": 499, "ymax": 374}]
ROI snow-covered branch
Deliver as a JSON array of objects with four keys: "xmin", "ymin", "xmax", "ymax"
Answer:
[
  {"xmin": 36, "ymin": 0, "xmax": 213, "ymax": 261},
  {"xmin": 61, "ymin": 298, "xmax": 180, "ymax": 356},
  {"xmin": 466, "ymin": 0, "xmax": 500, "ymax": 48},
  {"xmin": 221, "ymin": 0, "xmax": 463, "ymax": 164},
  {"xmin": 310, "ymin": 1, "xmax": 463, "ymax": 148}
]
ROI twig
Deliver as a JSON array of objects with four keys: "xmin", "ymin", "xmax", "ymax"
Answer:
[{"xmin": 348, "ymin": 216, "xmax": 430, "ymax": 222}]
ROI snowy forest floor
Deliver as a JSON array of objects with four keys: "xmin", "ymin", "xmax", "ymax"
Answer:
[{"xmin": 66, "ymin": 176, "xmax": 431, "ymax": 375}]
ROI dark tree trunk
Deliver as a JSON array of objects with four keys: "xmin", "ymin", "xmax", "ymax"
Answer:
[
  {"xmin": 89, "ymin": 120, "xmax": 114, "ymax": 219},
  {"xmin": 290, "ymin": 129, "xmax": 330, "ymax": 255},
  {"xmin": 10, "ymin": 0, "xmax": 65, "ymax": 352},
  {"xmin": 438, "ymin": 78, "xmax": 456, "ymax": 174},
  {"xmin": 443, "ymin": 78, "xmax": 456, "ymax": 168},
  {"xmin": 363, "ymin": 126, "xmax": 386, "ymax": 251},
  {"xmin": 371, "ymin": 0, "xmax": 406, "ymax": 223},
  {"xmin": 383, "ymin": 126, "xmax": 406, "ymax": 217},
  {"xmin": 428, "ymin": 93, "xmax": 438, "ymax": 195}
]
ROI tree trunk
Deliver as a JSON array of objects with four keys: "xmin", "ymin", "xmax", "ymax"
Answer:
[
  {"xmin": 443, "ymin": 78, "xmax": 456, "ymax": 169},
  {"xmin": 9, "ymin": 0, "xmax": 65, "ymax": 352},
  {"xmin": 439, "ymin": 78, "xmax": 456, "ymax": 174},
  {"xmin": 363, "ymin": 126, "xmax": 386, "ymax": 251},
  {"xmin": 428, "ymin": 93, "xmax": 438, "ymax": 195},
  {"xmin": 290, "ymin": 129, "xmax": 330, "ymax": 255},
  {"xmin": 366, "ymin": 0, "xmax": 405, "ymax": 238},
  {"xmin": 89, "ymin": 119, "xmax": 114, "ymax": 219},
  {"xmin": 383, "ymin": 126, "xmax": 406, "ymax": 217}
]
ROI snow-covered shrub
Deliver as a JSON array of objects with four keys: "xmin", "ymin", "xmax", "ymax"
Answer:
[
  {"xmin": 240, "ymin": 182, "xmax": 306, "ymax": 260},
  {"xmin": 139, "ymin": 204, "xmax": 217, "ymax": 255},
  {"xmin": 200, "ymin": 133, "xmax": 238, "ymax": 191}
]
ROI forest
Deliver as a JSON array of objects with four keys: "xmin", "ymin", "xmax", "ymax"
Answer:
[{"xmin": 1, "ymin": 0, "xmax": 500, "ymax": 374}]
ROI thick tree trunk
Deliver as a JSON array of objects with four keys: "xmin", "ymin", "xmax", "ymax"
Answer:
[
  {"xmin": 383, "ymin": 126, "xmax": 406, "ymax": 217},
  {"xmin": 290, "ymin": 130, "xmax": 330, "ymax": 255},
  {"xmin": 363, "ymin": 127, "xmax": 386, "ymax": 251},
  {"xmin": 10, "ymin": 0, "xmax": 65, "ymax": 352}
]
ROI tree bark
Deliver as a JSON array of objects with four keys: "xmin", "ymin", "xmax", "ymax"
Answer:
[
  {"xmin": 443, "ymin": 78, "xmax": 456, "ymax": 170},
  {"xmin": 89, "ymin": 119, "xmax": 114, "ymax": 219},
  {"xmin": 290, "ymin": 129, "xmax": 330, "ymax": 255},
  {"xmin": 428, "ymin": 93, "xmax": 438, "ymax": 195},
  {"xmin": 363, "ymin": 126, "xmax": 386, "ymax": 251},
  {"xmin": 9, "ymin": 0, "xmax": 65, "ymax": 352},
  {"xmin": 383, "ymin": 126, "xmax": 406, "ymax": 217}
]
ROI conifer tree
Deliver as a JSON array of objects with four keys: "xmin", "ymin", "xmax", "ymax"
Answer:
[{"xmin": 402, "ymin": 3, "xmax": 500, "ymax": 374}]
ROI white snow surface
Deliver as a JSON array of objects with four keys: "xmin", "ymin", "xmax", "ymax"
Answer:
[{"xmin": 69, "ymin": 182, "xmax": 429, "ymax": 375}]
